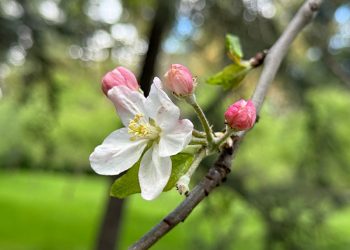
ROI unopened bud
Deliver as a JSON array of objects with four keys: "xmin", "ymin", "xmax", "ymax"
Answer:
[
  {"xmin": 164, "ymin": 64, "xmax": 195, "ymax": 96},
  {"xmin": 101, "ymin": 66, "xmax": 139, "ymax": 95},
  {"xmin": 225, "ymin": 99, "xmax": 256, "ymax": 131}
]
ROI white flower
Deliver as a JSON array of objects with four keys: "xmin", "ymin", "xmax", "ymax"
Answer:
[{"xmin": 89, "ymin": 77, "xmax": 193, "ymax": 200}]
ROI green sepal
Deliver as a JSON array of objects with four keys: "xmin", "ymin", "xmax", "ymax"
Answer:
[
  {"xmin": 110, "ymin": 153, "xmax": 195, "ymax": 199},
  {"xmin": 206, "ymin": 64, "xmax": 251, "ymax": 90}
]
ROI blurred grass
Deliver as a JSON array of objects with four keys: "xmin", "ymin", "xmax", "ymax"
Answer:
[
  {"xmin": 0, "ymin": 170, "xmax": 199, "ymax": 250},
  {"xmin": 1, "ymin": 169, "xmax": 350, "ymax": 250},
  {"xmin": 0, "ymin": 171, "xmax": 107, "ymax": 250}
]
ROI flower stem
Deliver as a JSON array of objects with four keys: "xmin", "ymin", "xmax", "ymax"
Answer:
[
  {"xmin": 176, "ymin": 149, "xmax": 207, "ymax": 195},
  {"xmin": 214, "ymin": 126, "xmax": 234, "ymax": 148},
  {"xmin": 185, "ymin": 95, "xmax": 214, "ymax": 146},
  {"xmin": 192, "ymin": 129, "xmax": 206, "ymax": 138},
  {"xmin": 187, "ymin": 149, "xmax": 207, "ymax": 177},
  {"xmin": 190, "ymin": 137, "xmax": 208, "ymax": 145}
]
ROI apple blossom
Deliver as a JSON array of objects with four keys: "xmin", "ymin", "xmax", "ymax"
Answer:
[{"xmin": 90, "ymin": 78, "xmax": 193, "ymax": 200}]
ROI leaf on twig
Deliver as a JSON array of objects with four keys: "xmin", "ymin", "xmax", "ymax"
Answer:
[
  {"xmin": 207, "ymin": 64, "xmax": 251, "ymax": 90},
  {"xmin": 226, "ymin": 34, "xmax": 243, "ymax": 64},
  {"xmin": 207, "ymin": 34, "xmax": 252, "ymax": 90}
]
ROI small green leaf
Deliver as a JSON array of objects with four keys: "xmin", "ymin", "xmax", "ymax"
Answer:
[
  {"xmin": 164, "ymin": 153, "xmax": 194, "ymax": 191},
  {"xmin": 226, "ymin": 34, "xmax": 243, "ymax": 64},
  {"xmin": 207, "ymin": 64, "xmax": 251, "ymax": 90},
  {"xmin": 110, "ymin": 160, "xmax": 141, "ymax": 199},
  {"xmin": 110, "ymin": 153, "xmax": 195, "ymax": 199},
  {"xmin": 207, "ymin": 34, "xmax": 252, "ymax": 89}
]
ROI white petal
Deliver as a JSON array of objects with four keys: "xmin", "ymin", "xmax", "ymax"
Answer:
[
  {"xmin": 89, "ymin": 128, "xmax": 147, "ymax": 175},
  {"xmin": 144, "ymin": 78, "xmax": 180, "ymax": 130},
  {"xmin": 158, "ymin": 119, "xmax": 193, "ymax": 157},
  {"xmin": 139, "ymin": 144, "xmax": 172, "ymax": 200},
  {"xmin": 108, "ymin": 86, "xmax": 148, "ymax": 126}
]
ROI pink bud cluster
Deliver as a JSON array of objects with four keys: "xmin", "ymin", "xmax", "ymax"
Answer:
[
  {"xmin": 101, "ymin": 66, "xmax": 139, "ymax": 95},
  {"xmin": 100, "ymin": 65, "xmax": 256, "ymax": 132},
  {"xmin": 163, "ymin": 64, "xmax": 195, "ymax": 96},
  {"xmin": 225, "ymin": 99, "xmax": 256, "ymax": 131}
]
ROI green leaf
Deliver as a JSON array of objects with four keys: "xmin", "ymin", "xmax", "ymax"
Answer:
[
  {"xmin": 206, "ymin": 34, "xmax": 252, "ymax": 89},
  {"xmin": 110, "ymin": 160, "xmax": 141, "ymax": 199},
  {"xmin": 206, "ymin": 64, "xmax": 251, "ymax": 90},
  {"xmin": 164, "ymin": 153, "xmax": 194, "ymax": 191},
  {"xmin": 226, "ymin": 34, "xmax": 243, "ymax": 64},
  {"xmin": 110, "ymin": 153, "xmax": 195, "ymax": 199}
]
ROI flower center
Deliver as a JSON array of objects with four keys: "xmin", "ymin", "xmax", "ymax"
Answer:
[{"xmin": 128, "ymin": 114, "xmax": 160, "ymax": 141}]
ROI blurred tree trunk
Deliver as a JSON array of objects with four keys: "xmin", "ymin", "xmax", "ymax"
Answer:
[
  {"xmin": 95, "ymin": 1, "xmax": 177, "ymax": 250},
  {"xmin": 139, "ymin": 0, "xmax": 177, "ymax": 95},
  {"xmin": 95, "ymin": 178, "xmax": 125, "ymax": 250}
]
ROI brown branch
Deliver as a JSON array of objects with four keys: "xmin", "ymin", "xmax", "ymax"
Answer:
[
  {"xmin": 252, "ymin": 0, "xmax": 322, "ymax": 112},
  {"xmin": 129, "ymin": 142, "xmax": 239, "ymax": 250},
  {"xmin": 129, "ymin": 1, "xmax": 323, "ymax": 249}
]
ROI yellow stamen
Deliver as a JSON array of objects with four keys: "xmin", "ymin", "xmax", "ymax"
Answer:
[{"xmin": 128, "ymin": 114, "xmax": 159, "ymax": 141}]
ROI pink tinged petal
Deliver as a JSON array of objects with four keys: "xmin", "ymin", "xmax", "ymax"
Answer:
[
  {"xmin": 89, "ymin": 128, "xmax": 147, "ymax": 175},
  {"xmin": 144, "ymin": 78, "xmax": 180, "ymax": 130},
  {"xmin": 108, "ymin": 86, "xmax": 148, "ymax": 127},
  {"xmin": 101, "ymin": 67, "xmax": 139, "ymax": 95},
  {"xmin": 158, "ymin": 119, "xmax": 193, "ymax": 157},
  {"xmin": 224, "ymin": 99, "xmax": 256, "ymax": 131},
  {"xmin": 139, "ymin": 144, "xmax": 172, "ymax": 200},
  {"xmin": 163, "ymin": 64, "xmax": 194, "ymax": 96},
  {"xmin": 116, "ymin": 67, "xmax": 139, "ymax": 90}
]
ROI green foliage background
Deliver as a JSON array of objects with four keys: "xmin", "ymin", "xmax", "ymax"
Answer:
[{"xmin": 0, "ymin": 0, "xmax": 350, "ymax": 249}]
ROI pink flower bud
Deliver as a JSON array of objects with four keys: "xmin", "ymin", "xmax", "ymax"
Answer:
[
  {"xmin": 225, "ymin": 99, "xmax": 256, "ymax": 131},
  {"xmin": 164, "ymin": 64, "xmax": 195, "ymax": 96},
  {"xmin": 101, "ymin": 66, "xmax": 139, "ymax": 95}
]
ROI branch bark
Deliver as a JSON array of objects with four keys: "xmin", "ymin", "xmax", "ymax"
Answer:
[{"xmin": 129, "ymin": 1, "xmax": 323, "ymax": 249}]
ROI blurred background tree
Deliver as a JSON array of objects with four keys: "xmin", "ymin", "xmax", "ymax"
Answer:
[{"xmin": 0, "ymin": 0, "xmax": 349, "ymax": 249}]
